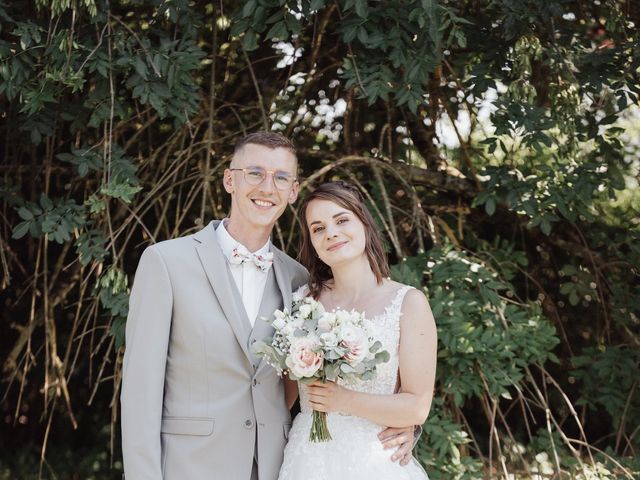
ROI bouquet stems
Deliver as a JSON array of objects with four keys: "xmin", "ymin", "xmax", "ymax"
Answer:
[{"xmin": 309, "ymin": 409, "xmax": 332, "ymax": 442}]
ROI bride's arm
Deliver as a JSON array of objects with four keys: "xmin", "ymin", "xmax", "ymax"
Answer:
[
  {"xmin": 284, "ymin": 374, "xmax": 299, "ymax": 410},
  {"xmin": 307, "ymin": 289, "xmax": 437, "ymax": 427}
]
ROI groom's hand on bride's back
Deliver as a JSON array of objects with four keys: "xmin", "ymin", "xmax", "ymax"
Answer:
[{"xmin": 377, "ymin": 425, "xmax": 417, "ymax": 466}]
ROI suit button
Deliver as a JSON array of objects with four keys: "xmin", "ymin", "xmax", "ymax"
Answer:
[
  {"xmin": 252, "ymin": 378, "xmax": 258, "ymax": 386},
  {"xmin": 244, "ymin": 419, "xmax": 254, "ymax": 428}
]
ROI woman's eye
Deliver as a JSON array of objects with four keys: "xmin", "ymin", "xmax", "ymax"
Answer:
[
  {"xmin": 337, "ymin": 217, "xmax": 348, "ymax": 224},
  {"xmin": 312, "ymin": 226, "xmax": 324, "ymax": 233}
]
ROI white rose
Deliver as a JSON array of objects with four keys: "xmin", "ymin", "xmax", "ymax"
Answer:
[
  {"xmin": 320, "ymin": 331, "xmax": 338, "ymax": 348},
  {"xmin": 335, "ymin": 309, "xmax": 352, "ymax": 325},
  {"xmin": 285, "ymin": 335, "xmax": 324, "ymax": 378},
  {"xmin": 318, "ymin": 312, "xmax": 337, "ymax": 332},
  {"xmin": 312, "ymin": 301, "xmax": 325, "ymax": 317},
  {"xmin": 290, "ymin": 313, "xmax": 305, "ymax": 329},
  {"xmin": 338, "ymin": 324, "xmax": 369, "ymax": 366},
  {"xmin": 298, "ymin": 303, "xmax": 312, "ymax": 318},
  {"xmin": 281, "ymin": 322, "xmax": 296, "ymax": 337}
]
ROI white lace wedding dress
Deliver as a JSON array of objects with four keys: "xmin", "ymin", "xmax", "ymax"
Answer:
[{"xmin": 278, "ymin": 285, "xmax": 429, "ymax": 480}]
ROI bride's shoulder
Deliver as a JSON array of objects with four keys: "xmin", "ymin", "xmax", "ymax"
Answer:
[
  {"xmin": 384, "ymin": 280, "xmax": 428, "ymax": 308},
  {"xmin": 395, "ymin": 284, "xmax": 433, "ymax": 326},
  {"xmin": 384, "ymin": 280, "xmax": 417, "ymax": 297}
]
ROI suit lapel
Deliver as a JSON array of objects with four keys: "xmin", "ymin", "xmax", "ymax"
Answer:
[
  {"xmin": 250, "ymin": 271, "xmax": 279, "ymax": 372},
  {"xmin": 254, "ymin": 247, "xmax": 292, "ymax": 375},
  {"xmin": 271, "ymin": 247, "xmax": 292, "ymax": 315},
  {"xmin": 193, "ymin": 221, "xmax": 252, "ymax": 362}
]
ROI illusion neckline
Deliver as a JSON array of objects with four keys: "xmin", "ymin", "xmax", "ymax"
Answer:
[{"xmin": 315, "ymin": 284, "xmax": 411, "ymax": 322}]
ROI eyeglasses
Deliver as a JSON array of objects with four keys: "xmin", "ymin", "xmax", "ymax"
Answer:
[{"xmin": 229, "ymin": 167, "xmax": 297, "ymax": 190}]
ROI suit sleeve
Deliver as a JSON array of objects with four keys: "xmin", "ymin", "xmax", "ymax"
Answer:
[{"xmin": 121, "ymin": 246, "xmax": 173, "ymax": 480}]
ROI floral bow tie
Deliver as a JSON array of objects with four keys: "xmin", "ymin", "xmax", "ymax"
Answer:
[{"xmin": 229, "ymin": 245, "xmax": 274, "ymax": 272}]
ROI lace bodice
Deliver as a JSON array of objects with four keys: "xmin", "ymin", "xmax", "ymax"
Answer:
[{"xmin": 298, "ymin": 285, "xmax": 413, "ymax": 414}]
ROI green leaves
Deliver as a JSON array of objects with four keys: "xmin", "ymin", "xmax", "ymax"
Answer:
[
  {"xmin": 11, "ymin": 20, "xmax": 42, "ymax": 50},
  {"xmin": 337, "ymin": 1, "xmax": 454, "ymax": 106},
  {"xmin": 242, "ymin": 0, "xmax": 257, "ymax": 18},
  {"xmin": 75, "ymin": 229, "xmax": 109, "ymax": 267},
  {"xmin": 95, "ymin": 265, "xmax": 129, "ymax": 318},
  {"xmin": 100, "ymin": 183, "xmax": 142, "ymax": 204},
  {"xmin": 572, "ymin": 347, "xmax": 640, "ymax": 428},
  {"xmin": 417, "ymin": 400, "xmax": 483, "ymax": 479},
  {"xmin": 123, "ymin": 42, "xmax": 205, "ymax": 120},
  {"xmin": 95, "ymin": 265, "xmax": 130, "ymax": 348},
  {"xmin": 473, "ymin": 158, "xmax": 625, "ymax": 236},
  {"xmin": 12, "ymin": 194, "xmax": 86, "ymax": 243},
  {"xmin": 38, "ymin": 0, "xmax": 98, "ymax": 17},
  {"xmin": 558, "ymin": 264, "xmax": 598, "ymax": 307},
  {"xmin": 390, "ymin": 257, "xmax": 423, "ymax": 288},
  {"xmin": 394, "ymin": 247, "xmax": 559, "ymax": 409},
  {"xmin": 1, "ymin": 1, "xmax": 206, "ymax": 145},
  {"xmin": 57, "ymin": 147, "xmax": 102, "ymax": 177}
]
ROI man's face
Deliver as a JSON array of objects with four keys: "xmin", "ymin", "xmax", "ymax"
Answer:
[{"xmin": 223, "ymin": 143, "xmax": 299, "ymax": 231}]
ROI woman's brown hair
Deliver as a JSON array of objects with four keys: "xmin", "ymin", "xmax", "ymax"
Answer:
[{"xmin": 298, "ymin": 181, "xmax": 390, "ymax": 298}]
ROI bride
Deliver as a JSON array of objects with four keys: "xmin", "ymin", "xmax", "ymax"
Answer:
[{"xmin": 278, "ymin": 181, "xmax": 437, "ymax": 480}]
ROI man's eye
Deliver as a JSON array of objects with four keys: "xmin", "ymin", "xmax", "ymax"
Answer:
[
  {"xmin": 275, "ymin": 173, "xmax": 290, "ymax": 182},
  {"xmin": 247, "ymin": 170, "xmax": 264, "ymax": 178}
]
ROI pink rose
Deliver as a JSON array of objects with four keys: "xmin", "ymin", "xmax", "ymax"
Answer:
[
  {"xmin": 286, "ymin": 336, "xmax": 324, "ymax": 378},
  {"xmin": 339, "ymin": 324, "xmax": 369, "ymax": 366}
]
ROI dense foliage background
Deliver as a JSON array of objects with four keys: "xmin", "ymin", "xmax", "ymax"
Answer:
[{"xmin": 1, "ymin": 0, "xmax": 639, "ymax": 478}]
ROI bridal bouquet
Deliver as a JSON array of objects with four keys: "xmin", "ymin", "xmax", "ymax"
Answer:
[{"xmin": 252, "ymin": 291, "xmax": 389, "ymax": 442}]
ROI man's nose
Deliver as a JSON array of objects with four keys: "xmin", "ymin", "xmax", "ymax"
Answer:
[{"xmin": 258, "ymin": 172, "xmax": 276, "ymax": 192}]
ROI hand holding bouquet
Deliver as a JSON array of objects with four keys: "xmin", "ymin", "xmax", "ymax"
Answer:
[{"xmin": 252, "ymin": 291, "xmax": 389, "ymax": 442}]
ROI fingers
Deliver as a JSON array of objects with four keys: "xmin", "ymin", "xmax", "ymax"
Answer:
[
  {"xmin": 382, "ymin": 430, "xmax": 414, "ymax": 465},
  {"xmin": 306, "ymin": 381, "xmax": 341, "ymax": 413},
  {"xmin": 378, "ymin": 426, "xmax": 404, "ymax": 441},
  {"xmin": 381, "ymin": 432, "xmax": 410, "ymax": 450},
  {"xmin": 307, "ymin": 400, "xmax": 327, "ymax": 412},
  {"xmin": 306, "ymin": 389, "xmax": 329, "ymax": 411},
  {"xmin": 309, "ymin": 380, "xmax": 334, "ymax": 388},
  {"xmin": 396, "ymin": 434, "xmax": 412, "ymax": 454},
  {"xmin": 306, "ymin": 386, "xmax": 329, "ymax": 398},
  {"xmin": 378, "ymin": 428, "xmax": 414, "ymax": 465}
]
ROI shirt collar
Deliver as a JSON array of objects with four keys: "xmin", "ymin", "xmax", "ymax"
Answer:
[{"xmin": 215, "ymin": 219, "xmax": 271, "ymax": 259}]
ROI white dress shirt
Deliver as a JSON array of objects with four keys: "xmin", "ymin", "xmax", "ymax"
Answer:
[{"xmin": 216, "ymin": 220, "xmax": 270, "ymax": 327}]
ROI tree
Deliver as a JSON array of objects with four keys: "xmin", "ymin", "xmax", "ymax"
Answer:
[{"xmin": 1, "ymin": 0, "xmax": 638, "ymax": 478}]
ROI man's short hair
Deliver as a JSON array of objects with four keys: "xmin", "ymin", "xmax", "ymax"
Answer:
[{"xmin": 234, "ymin": 131, "xmax": 296, "ymax": 158}]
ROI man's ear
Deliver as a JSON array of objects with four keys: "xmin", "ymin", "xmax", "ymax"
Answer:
[
  {"xmin": 288, "ymin": 181, "xmax": 300, "ymax": 204},
  {"xmin": 223, "ymin": 169, "xmax": 234, "ymax": 194}
]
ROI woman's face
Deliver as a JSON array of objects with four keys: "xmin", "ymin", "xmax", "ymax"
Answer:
[{"xmin": 305, "ymin": 199, "xmax": 367, "ymax": 268}]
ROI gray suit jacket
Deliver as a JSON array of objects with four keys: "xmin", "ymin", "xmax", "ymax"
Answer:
[{"xmin": 121, "ymin": 221, "xmax": 308, "ymax": 480}]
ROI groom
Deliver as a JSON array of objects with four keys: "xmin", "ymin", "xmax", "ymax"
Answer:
[{"xmin": 120, "ymin": 132, "xmax": 415, "ymax": 480}]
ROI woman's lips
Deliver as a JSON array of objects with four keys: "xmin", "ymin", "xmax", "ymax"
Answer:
[{"xmin": 327, "ymin": 241, "xmax": 347, "ymax": 251}]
